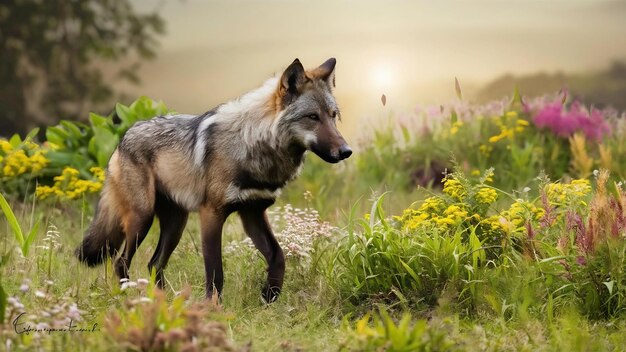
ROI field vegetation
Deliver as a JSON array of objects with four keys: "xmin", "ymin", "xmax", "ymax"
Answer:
[{"xmin": 1, "ymin": 92, "xmax": 625, "ymax": 351}]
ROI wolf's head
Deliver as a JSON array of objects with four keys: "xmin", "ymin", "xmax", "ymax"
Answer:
[{"xmin": 275, "ymin": 58, "xmax": 352, "ymax": 163}]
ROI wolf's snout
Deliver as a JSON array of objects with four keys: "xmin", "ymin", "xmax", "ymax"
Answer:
[{"xmin": 338, "ymin": 145, "xmax": 352, "ymax": 160}]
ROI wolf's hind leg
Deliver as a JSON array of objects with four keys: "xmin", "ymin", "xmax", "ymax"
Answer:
[
  {"xmin": 149, "ymin": 194, "xmax": 188, "ymax": 289},
  {"xmin": 239, "ymin": 207, "xmax": 285, "ymax": 303},
  {"xmin": 115, "ymin": 211, "xmax": 154, "ymax": 281}
]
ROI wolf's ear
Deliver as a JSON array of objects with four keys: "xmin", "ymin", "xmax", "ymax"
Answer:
[
  {"xmin": 279, "ymin": 59, "xmax": 307, "ymax": 102},
  {"xmin": 309, "ymin": 57, "xmax": 336, "ymax": 88}
]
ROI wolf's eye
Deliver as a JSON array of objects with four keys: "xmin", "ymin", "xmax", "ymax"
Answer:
[
  {"xmin": 331, "ymin": 111, "xmax": 338, "ymax": 119},
  {"xmin": 307, "ymin": 114, "xmax": 319, "ymax": 121}
]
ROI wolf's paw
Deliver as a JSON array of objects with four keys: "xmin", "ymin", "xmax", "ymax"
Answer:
[{"xmin": 261, "ymin": 284, "xmax": 281, "ymax": 304}]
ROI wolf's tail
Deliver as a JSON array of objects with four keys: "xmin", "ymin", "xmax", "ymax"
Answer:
[{"xmin": 75, "ymin": 185, "xmax": 125, "ymax": 266}]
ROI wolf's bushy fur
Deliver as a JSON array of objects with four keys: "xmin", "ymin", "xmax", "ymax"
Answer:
[{"xmin": 75, "ymin": 58, "xmax": 351, "ymax": 301}]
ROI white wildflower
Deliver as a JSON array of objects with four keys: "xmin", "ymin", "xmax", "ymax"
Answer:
[{"xmin": 121, "ymin": 281, "xmax": 137, "ymax": 291}]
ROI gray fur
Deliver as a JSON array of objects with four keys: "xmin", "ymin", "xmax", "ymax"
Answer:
[{"xmin": 75, "ymin": 58, "xmax": 351, "ymax": 300}]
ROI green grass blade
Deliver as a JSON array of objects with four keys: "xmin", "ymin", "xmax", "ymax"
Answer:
[
  {"xmin": 22, "ymin": 218, "xmax": 41, "ymax": 256},
  {"xmin": 0, "ymin": 192, "xmax": 25, "ymax": 248}
]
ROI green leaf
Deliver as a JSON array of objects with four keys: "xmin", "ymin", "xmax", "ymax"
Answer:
[
  {"xmin": 60, "ymin": 120, "xmax": 86, "ymax": 140},
  {"xmin": 89, "ymin": 112, "xmax": 110, "ymax": 128},
  {"xmin": 9, "ymin": 134, "xmax": 22, "ymax": 147},
  {"xmin": 22, "ymin": 218, "xmax": 41, "ymax": 257},
  {"xmin": 400, "ymin": 259, "xmax": 420, "ymax": 284},
  {"xmin": 45, "ymin": 126, "xmax": 71, "ymax": 147},
  {"xmin": 25, "ymin": 128, "xmax": 40, "ymax": 141},
  {"xmin": 603, "ymin": 280, "xmax": 615, "ymax": 295},
  {"xmin": 116, "ymin": 103, "xmax": 134, "ymax": 127},
  {"xmin": 91, "ymin": 127, "xmax": 119, "ymax": 167},
  {"xmin": 0, "ymin": 192, "xmax": 25, "ymax": 248}
]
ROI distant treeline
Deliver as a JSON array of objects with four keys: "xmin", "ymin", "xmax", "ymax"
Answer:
[{"xmin": 476, "ymin": 61, "xmax": 626, "ymax": 111}]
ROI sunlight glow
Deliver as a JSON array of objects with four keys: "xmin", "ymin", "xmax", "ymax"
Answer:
[{"xmin": 371, "ymin": 64, "xmax": 395, "ymax": 90}]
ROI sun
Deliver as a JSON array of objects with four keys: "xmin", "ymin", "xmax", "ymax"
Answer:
[{"xmin": 371, "ymin": 64, "xmax": 395, "ymax": 90}]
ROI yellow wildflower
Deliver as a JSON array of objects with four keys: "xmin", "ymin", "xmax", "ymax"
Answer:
[
  {"xmin": 450, "ymin": 121, "xmax": 463, "ymax": 135},
  {"xmin": 475, "ymin": 187, "xmax": 498, "ymax": 204},
  {"xmin": 443, "ymin": 204, "xmax": 468, "ymax": 222},
  {"xmin": 546, "ymin": 179, "xmax": 591, "ymax": 206},
  {"xmin": 418, "ymin": 196, "xmax": 445, "ymax": 213},
  {"xmin": 489, "ymin": 129, "xmax": 514, "ymax": 143},
  {"xmin": 36, "ymin": 166, "xmax": 104, "ymax": 200},
  {"xmin": 505, "ymin": 111, "xmax": 518, "ymax": 119},
  {"xmin": 483, "ymin": 215, "xmax": 505, "ymax": 232},
  {"xmin": 443, "ymin": 178, "xmax": 466, "ymax": 201},
  {"xmin": 479, "ymin": 144, "xmax": 493, "ymax": 156},
  {"xmin": 0, "ymin": 140, "xmax": 12, "ymax": 153},
  {"xmin": 90, "ymin": 167, "xmax": 106, "ymax": 182},
  {"xmin": 2, "ymin": 150, "xmax": 29, "ymax": 177},
  {"xmin": 35, "ymin": 185, "xmax": 56, "ymax": 200},
  {"xmin": 29, "ymin": 150, "xmax": 48, "ymax": 173}
]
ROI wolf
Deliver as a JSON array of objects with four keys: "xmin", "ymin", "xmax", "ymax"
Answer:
[{"xmin": 75, "ymin": 58, "xmax": 351, "ymax": 302}]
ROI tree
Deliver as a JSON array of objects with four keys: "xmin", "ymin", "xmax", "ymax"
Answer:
[{"xmin": 0, "ymin": 0, "xmax": 164, "ymax": 137}]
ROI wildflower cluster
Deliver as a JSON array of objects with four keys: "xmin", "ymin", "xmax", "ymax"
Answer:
[
  {"xmin": 398, "ymin": 169, "xmax": 551, "ymax": 251},
  {"xmin": 3, "ymin": 279, "xmax": 87, "ymax": 350},
  {"xmin": 475, "ymin": 187, "xmax": 498, "ymax": 204},
  {"xmin": 531, "ymin": 100, "xmax": 611, "ymax": 142},
  {"xmin": 545, "ymin": 179, "xmax": 592, "ymax": 207},
  {"xmin": 226, "ymin": 203, "xmax": 335, "ymax": 261},
  {"xmin": 105, "ymin": 288, "xmax": 236, "ymax": 351},
  {"xmin": 36, "ymin": 167, "xmax": 105, "ymax": 200},
  {"xmin": 442, "ymin": 178, "xmax": 466, "ymax": 201},
  {"xmin": 400, "ymin": 170, "xmax": 499, "ymax": 234},
  {"xmin": 488, "ymin": 111, "xmax": 530, "ymax": 144},
  {"xmin": 0, "ymin": 139, "xmax": 49, "ymax": 179},
  {"xmin": 488, "ymin": 199, "xmax": 545, "ymax": 236}
]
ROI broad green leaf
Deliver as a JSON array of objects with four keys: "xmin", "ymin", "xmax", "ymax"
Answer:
[
  {"xmin": 45, "ymin": 126, "xmax": 71, "ymax": 146},
  {"xmin": 91, "ymin": 127, "xmax": 119, "ymax": 167},
  {"xmin": 60, "ymin": 120, "xmax": 85, "ymax": 139},
  {"xmin": 116, "ymin": 103, "xmax": 134, "ymax": 127},
  {"xmin": 89, "ymin": 112, "xmax": 110, "ymax": 128},
  {"xmin": 9, "ymin": 134, "xmax": 22, "ymax": 147}
]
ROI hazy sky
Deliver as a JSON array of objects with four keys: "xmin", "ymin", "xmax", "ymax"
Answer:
[{"xmin": 127, "ymin": 0, "xmax": 626, "ymax": 135}]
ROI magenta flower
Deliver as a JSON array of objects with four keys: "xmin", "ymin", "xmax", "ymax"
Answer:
[{"xmin": 532, "ymin": 100, "xmax": 611, "ymax": 142}]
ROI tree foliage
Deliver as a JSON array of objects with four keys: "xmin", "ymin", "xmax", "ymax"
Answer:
[{"xmin": 0, "ymin": 0, "xmax": 164, "ymax": 136}]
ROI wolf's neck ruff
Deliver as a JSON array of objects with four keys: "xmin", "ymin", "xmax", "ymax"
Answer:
[{"xmin": 189, "ymin": 76, "xmax": 306, "ymax": 205}]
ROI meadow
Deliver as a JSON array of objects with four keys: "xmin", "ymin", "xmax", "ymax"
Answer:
[{"xmin": 1, "ymin": 92, "xmax": 625, "ymax": 351}]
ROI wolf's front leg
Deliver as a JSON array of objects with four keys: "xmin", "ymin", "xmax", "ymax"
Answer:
[
  {"xmin": 239, "ymin": 206, "xmax": 285, "ymax": 303},
  {"xmin": 199, "ymin": 206, "xmax": 226, "ymax": 299}
]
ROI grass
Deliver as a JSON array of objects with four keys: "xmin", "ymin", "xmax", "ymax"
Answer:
[
  {"xmin": 1, "ymin": 92, "xmax": 626, "ymax": 350},
  {"xmin": 1, "ymin": 186, "xmax": 625, "ymax": 351}
]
